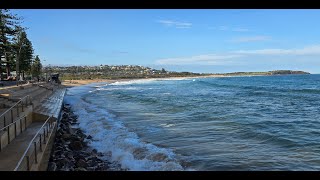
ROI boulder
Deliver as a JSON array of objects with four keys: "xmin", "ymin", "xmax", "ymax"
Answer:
[
  {"xmin": 76, "ymin": 159, "xmax": 88, "ymax": 168},
  {"xmin": 62, "ymin": 133, "xmax": 71, "ymax": 140},
  {"xmin": 69, "ymin": 141, "xmax": 83, "ymax": 151},
  {"xmin": 48, "ymin": 162, "xmax": 57, "ymax": 171},
  {"xmin": 74, "ymin": 167, "xmax": 87, "ymax": 171}
]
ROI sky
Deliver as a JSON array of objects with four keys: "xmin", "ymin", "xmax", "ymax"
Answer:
[{"xmin": 11, "ymin": 9, "xmax": 320, "ymax": 73}]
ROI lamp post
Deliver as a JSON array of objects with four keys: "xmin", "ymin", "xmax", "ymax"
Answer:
[
  {"xmin": 48, "ymin": 64, "xmax": 52, "ymax": 83},
  {"xmin": 43, "ymin": 60, "xmax": 47, "ymax": 82}
]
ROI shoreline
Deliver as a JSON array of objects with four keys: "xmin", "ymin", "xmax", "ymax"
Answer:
[
  {"xmin": 48, "ymin": 104, "xmax": 124, "ymax": 171},
  {"xmin": 61, "ymin": 73, "xmax": 313, "ymax": 88},
  {"xmin": 61, "ymin": 74, "xmax": 230, "ymax": 88}
]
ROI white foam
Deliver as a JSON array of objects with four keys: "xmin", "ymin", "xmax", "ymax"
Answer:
[
  {"xmin": 109, "ymin": 77, "xmax": 194, "ymax": 86},
  {"xmin": 110, "ymin": 79, "xmax": 158, "ymax": 86},
  {"xmin": 160, "ymin": 123, "xmax": 175, "ymax": 128},
  {"xmin": 64, "ymin": 90, "xmax": 184, "ymax": 171},
  {"xmin": 97, "ymin": 87, "xmax": 139, "ymax": 91}
]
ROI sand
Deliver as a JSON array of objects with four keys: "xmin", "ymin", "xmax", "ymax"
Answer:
[
  {"xmin": 61, "ymin": 75, "xmax": 228, "ymax": 88},
  {"xmin": 61, "ymin": 79, "xmax": 117, "ymax": 87}
]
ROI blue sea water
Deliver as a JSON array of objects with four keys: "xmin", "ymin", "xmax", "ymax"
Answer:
[{"xmin": 64, "ymin": 74, "xmax": 320, "ymax": 171}]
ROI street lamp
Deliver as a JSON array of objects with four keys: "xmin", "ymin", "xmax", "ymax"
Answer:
[{"xmin": 43, "ymin": 60, "xmax": 47, "ymax": 82}]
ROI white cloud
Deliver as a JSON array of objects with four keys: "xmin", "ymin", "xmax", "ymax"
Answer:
[
  {"xmin": 210, "ymin": 26, "xmax": 249, "ymax": 32},
  {"xmin": 233, "ymin": 45, "xmax": 320, "ymax": 55},
  {"xmin": 230, "ymin": 36, "xmax": 271, "ymax": 42},
  {"xmin": 158, "ymin": 20, "xmax": 192, "ymax": 29},
  {"xmin": 218, "ymin": 26, "xmax": 228, "ymax": 31},
  {"xmin": 232, "ymin": 28, "xmax": 249, "ymax": 32},
  {"xmin": 155, "ymin": 45, "xmax": 320, "ymax": 65},
  {"xmin": 156, "ymin": 54, "xmax": 243, "ymax": 65}
]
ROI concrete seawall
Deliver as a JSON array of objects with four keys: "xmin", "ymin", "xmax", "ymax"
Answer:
[{"xmin": 0, "ymin": 85, "xmax": 66, "ymax": 171}]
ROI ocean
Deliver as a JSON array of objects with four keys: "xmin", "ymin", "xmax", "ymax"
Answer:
[{"xmin": 64, "ymin": 74, "xmax": 320, "ymax": 171}]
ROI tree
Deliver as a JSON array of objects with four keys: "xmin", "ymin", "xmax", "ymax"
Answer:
[
  {"xmin": 31, "ymin": 55, "xmax": 42, "ymax": 80},
  {"xmin": 13, "ymin": 29, "xmax": 33, "ymax": 80},
  {"xmin": 0, "ymin": 9, "xmax": 22, "ymax": 78}
]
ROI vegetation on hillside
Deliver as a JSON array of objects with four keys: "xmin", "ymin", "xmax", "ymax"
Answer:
[{"xmin": 43, "ymin": 65, "xmax": 310, "ymax": 81}]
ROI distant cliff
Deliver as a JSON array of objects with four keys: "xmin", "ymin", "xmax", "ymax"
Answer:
[
  {"xmin": 267, "ymin": 70, "xmax": 310, "ymax": 75},
  {"xmin": 221, "ymin": 70, "xmax": 310, "ymax": 76}
]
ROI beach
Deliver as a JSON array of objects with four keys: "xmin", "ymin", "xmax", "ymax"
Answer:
[{"xmin": 61, "ymin": 75, "xmax": 228, "ymax": 87}]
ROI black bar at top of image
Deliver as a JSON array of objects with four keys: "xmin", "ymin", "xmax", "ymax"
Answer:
[{"xmin": 1, "ymin": 0, "xmax": 320, "ymax": 9}]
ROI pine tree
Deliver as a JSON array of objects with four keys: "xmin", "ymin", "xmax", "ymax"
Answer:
[
  {"xmin": 14, "ymin": 29, "xmax": 33, "ymax": 80},
  {"xmin": 0, "ymin": 9, "xmax": 22, "ymax": 79},
  {"xmin": 31, "ymin": 55, "xmax": 42, "ymax": 80}
]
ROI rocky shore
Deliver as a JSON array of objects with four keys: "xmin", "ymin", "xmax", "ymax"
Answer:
[{"xmin": 47, "ymin": 104, "xmax": 123, "ymax": 171}]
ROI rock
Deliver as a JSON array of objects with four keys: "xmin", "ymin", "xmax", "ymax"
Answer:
[
  {"xmin": 87, "ymin": 167, "xmax": 95, "ymax": 171},
  {"xmin": 73, "ymin": 153, "xmax": 85, "ymax": 161},
  {"xmin": 147, "ymin": 153, "xmax": 168, "ymax": 162},
  {"xmin": 49, "ymin": 105, "xmax": 116, "ymax": 172},
  {"xmin": 70, "ymin": 134, "xmax": 81, "ymax": 141},
  {"xmin": 56, "ymin": 160, "xmax": 67, "ymax": 169},
  {"xmin": 88, "ymin": 156, "xmax": 99, "ymax": 162},
  {"xmin": 74, "ymin": 167, "xmax": 87, "ymax": 171},
  {"xmin": 96, "ymin": 163, "xmax": 110, "ymax": 171},
  {"xmin": 77, "ymin": 159, "xmax": 87, "ymax": 168},
  {"xmin": 62, "ymin": 133, "xmax": 71, "ymax": 140},
  {"xmin": 86, "ymin": 160, "xmax": 96, "ymax": 167},
  {"xmin": 80, "ymin": 151, "xmax": 90, "ymax": 156},
  {"xmin": 69, "ymin": 141, "xmax": 83, "ymax": 151},
  {"xmin": 133, "ymin": 148, "xmax": 147, "ymax": 160},
  {"xmin": 70, "ymin": 115, "xmax": 78, "ymax": 119},
  {"xmin": 54, "ymin": 150, "xmax": 62, "ymax": 156},
  {"xmin": 48, "ymin": 162, "xmax": 57, "ymax": 171},
  {"xmin": 62, "ymin": 113, "xmax": 68, "ymax": 119}
]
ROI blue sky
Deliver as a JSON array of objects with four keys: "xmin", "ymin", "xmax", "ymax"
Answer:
[{"xmin": 12, "ymin": 9, "xmax": 320, "ymax": 73}]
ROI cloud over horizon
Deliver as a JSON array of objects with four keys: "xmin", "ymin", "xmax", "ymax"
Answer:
[{"xmin": 155, "ymin": 45, "xmax": 320, "ymax": 65}]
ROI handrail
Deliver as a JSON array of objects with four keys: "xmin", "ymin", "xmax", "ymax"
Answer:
[
  {"xmin": 0, "ymin": 115, "xmax": 27, "ymax": 132},
  {"xmin": 14, "ymin": 116, "xmax": 55, "ymax": 171},
  {"xmin": 0, "ymin": 82, "xmax": 46, "ymax": 96},
  {"xmin": 0, "ymin": 95, "xmax": 30, "ymax": 119}
]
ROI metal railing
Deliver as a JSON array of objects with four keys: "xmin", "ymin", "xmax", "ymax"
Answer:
[
  {"xmin": 0, "ymin": 95, "xmax": 32, "ymax": 129},
  {"xmin": 14, "ymin": 116, "xmax": 56, "ymax": 171},
  {"xmin": 0, "ymin": 115, "xmax": 28, "ymax": 151}
]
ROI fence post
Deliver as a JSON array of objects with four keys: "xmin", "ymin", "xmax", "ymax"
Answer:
[
  {"xmin": 39, "ymin": 135, "xmax": 43, "ymax": 152},
  {"xmin": 7, "ymin": 127, "xmax": 10, "ymax": 144},
  {"xmin": 43, "ymin": 129, "xmax": 46, "ymax": 143},
  {"xmin": 24, "ymin": 117, "xmax": 27, "ymax": 129},
  {"xmin": 14, "ymin": 121, "xmax": 17, "ymax": 137},
  {"xmin": 26, "ymin": 156, "xmax": 30, "ymax": 171},
  {"xmin": 20, "ymin": 118, "xmax": 23, "ymax": 133},
  {"xmin": 11, "ymin": 109, "xmax": 13, "ymax": 122},
  {"xmin": 3, "ymin": 116, "xmax": 6, "ymax": 127},
  {"xmin": 34, "ymin": 142, "xmax": 38, "ymax": 163},
  {"xmin": 17, "ymin": 105, "xmax": 19, "ymax": 117},
  {"xmin": 21, "ymin": 101, "xmax": 24, "ymax": 112},
  {"xmin": 47, "ymin": 124, "xmax": 49, "ymax": 137}
]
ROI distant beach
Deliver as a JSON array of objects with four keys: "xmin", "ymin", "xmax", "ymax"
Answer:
[{"xmin": 61, "ymin": 74, "xmax": 230, "ymax": 87}]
